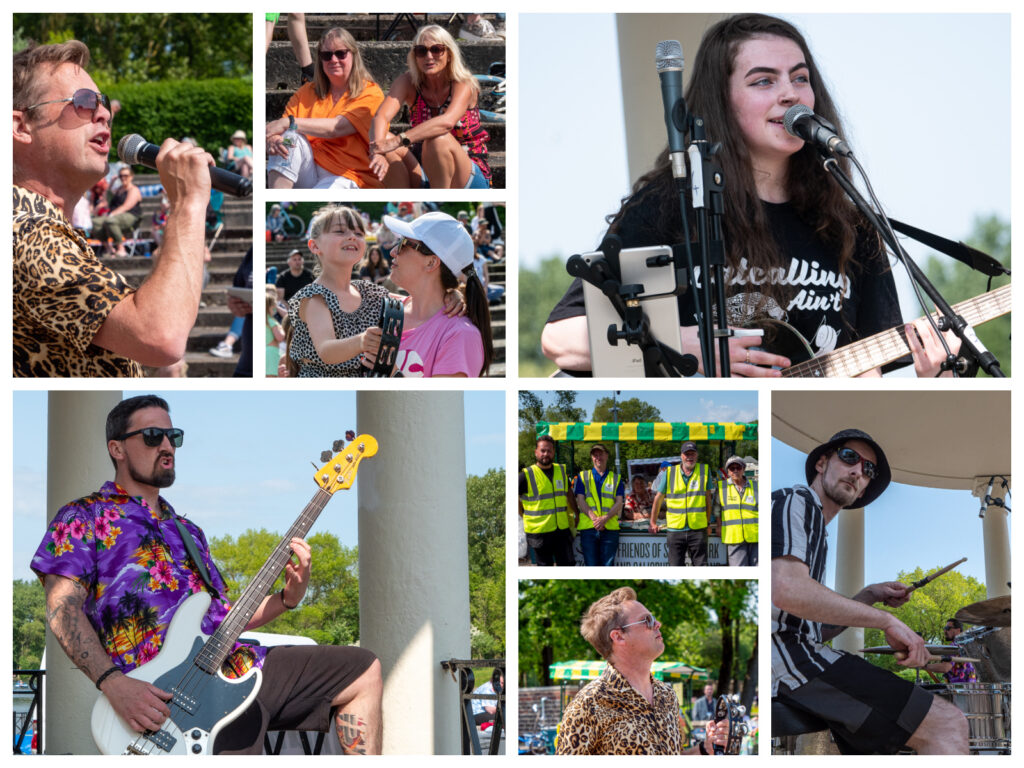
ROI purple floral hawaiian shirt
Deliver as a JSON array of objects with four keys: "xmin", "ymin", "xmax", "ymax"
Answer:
[
  {"xmin": 944, "ymin": 660, "xmax": 977, "ymax": 683},
  {"xmin": 31, "ymin": 481, "xmax": 266, "ymax": 678}
]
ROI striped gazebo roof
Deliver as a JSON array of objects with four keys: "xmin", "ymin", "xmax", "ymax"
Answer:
[{"xmin": 536, "ymin": 421, "xmax": 757, "ymax": 443}]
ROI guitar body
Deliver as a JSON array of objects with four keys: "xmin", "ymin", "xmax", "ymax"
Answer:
[{"xmin": 91, "ymin": 592, "xmax": 262, "ymax": 755}]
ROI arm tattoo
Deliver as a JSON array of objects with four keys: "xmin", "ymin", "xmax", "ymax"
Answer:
[
  {"xmin": 44, "ymin": 575, "xmax": 113, "ymax": 683},
  {"xmin": 335, "ymin": 712, "xmax": 368, "ymax": 755}
]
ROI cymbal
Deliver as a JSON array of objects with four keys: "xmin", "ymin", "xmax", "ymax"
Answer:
[
  {"xmin": 861, "ymin": 645, "xmax": 959, "ymax": 655},
  {"xmin": 956, "ymin": 595, "xmax": 1011, "ymax": 627}
]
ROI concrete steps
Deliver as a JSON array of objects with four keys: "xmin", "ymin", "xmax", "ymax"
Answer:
[{"xmin": 269, "ymin": 13, "xmax": 504, "ymax": 44}]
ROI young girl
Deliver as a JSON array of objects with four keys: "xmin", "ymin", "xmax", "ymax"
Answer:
[{"xmin": 266, "ymin": 285, "xmax": 285, "ymax": 376}]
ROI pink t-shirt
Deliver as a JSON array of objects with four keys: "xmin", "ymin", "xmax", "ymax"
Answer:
[{"xmin": 396, "ymin": 300, "xmax": 484, "ymax": 377}]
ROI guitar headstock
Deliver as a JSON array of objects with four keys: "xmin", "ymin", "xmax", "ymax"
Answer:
[{"xmin": 314, "ymin": 434, "xmax": 378, "ymax": 494}]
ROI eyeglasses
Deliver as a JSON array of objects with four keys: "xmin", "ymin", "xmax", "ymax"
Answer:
[
  {"xmin": 398, "ymin": 237, "xmax": 434, "ymax": 256},
  {"xmin": 25, "ymin": 88, "xmax": 111, "ymax": 118},
  {"xmin": 945, "ymin": 625, "xmax": 958, "ymax": 632},
  {"xmin": 834, "ymin": 446, "xmax": 877, "ymax": 479},
  {"xmin": 414, "ymin": 44, "xmax": 447, "ymax": 58},
  {"xmin": 618, "ymin": 614, "xmax": 658, "ymax": 632},
  {"xmin": 319, "ymin": 49, "xmax": 351, "ymax": 62},
  {"xmin": 114, "ymin": 427, "xmax": 185, "ymax": 448},
  {"xmin": 728, "ymin": 464, "xmax": 744, "ymax": 471}
]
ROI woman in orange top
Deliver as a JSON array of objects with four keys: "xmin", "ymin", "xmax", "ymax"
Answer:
[{"xmin": 266, "ymin": 27, "xmax": 388, "ymax": 189}]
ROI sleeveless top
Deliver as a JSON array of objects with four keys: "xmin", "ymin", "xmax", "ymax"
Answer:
[
  {"xmin": 287, "ymin": 280, "xmax": 388, "ymax": 377},
  {"xmin": 410, "ymin": 83, "xmax": 491, "ymax": 180},
  {"xmin": 109, "ymin": 185, "xmax": 142, "ymax": 219}
]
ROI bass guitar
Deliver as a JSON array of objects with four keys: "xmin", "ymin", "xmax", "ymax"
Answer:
[
  {"xmin": 765, "ymin": 285, "xmax": 1010, "ymax": 377},
  {"xmin": 91, "ymin": 435, "xmax": 378, "ymax": 755}
]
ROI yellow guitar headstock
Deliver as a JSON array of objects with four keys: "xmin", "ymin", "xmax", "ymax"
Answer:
[{"xmin": 314, "ymin": 434, "xmax": 378, "ymax": 494}]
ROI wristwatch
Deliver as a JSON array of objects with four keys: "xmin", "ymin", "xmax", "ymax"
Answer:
[
  {"xmin": 288, "ymin": 115, "xmax": 296, "ymax": 132},
  {"xmin": 399, "ymin": 132, "xmax": 411, "ymax": 147}
]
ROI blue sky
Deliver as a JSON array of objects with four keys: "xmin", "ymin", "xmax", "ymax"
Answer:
[
  {"xmin": 13, "ymin": 390, "xmax": 505, "ymax": 582},
  {"xmin": 520, "ymin": 389, "xmax": 757, "ymax": 424}
]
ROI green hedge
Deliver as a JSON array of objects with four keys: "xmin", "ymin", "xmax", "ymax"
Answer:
[{"xmin": 108, "ymin": 78, "xmax": 252, "ymax": 164}]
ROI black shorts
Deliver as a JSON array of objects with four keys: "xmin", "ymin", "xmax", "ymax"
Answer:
[
  {"xmin": 775, "ymin": 653, "xmax": 934, "ymax": 754},
  {"xmin": 214, "ymin": 644, "xmax": 377, "ymax": 754}
]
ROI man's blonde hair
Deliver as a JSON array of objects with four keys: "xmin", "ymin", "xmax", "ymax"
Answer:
[
  {"xmin": 580, "ymin": 586, "xmax": 636, "ymax": 659},
  {"xmin": 14, "ymin": 40, "xmax": 91, "ymax": 114}
]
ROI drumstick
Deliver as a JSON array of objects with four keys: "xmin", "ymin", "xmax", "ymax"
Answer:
[
  {"xmin": 891, "ymin": 651, "xmax": 980, "ymax": 665},
  {"xmin": 905, "ymin": 557, "xmax": 967, "ymax": 594}
]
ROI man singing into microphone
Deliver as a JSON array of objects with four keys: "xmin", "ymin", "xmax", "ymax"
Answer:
[{"xmin": 13, "ymin": 40, "xmax": 215, "ymax": 377}]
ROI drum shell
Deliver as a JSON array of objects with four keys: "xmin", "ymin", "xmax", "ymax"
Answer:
[{"xmin": 923, "ymin": 682, "xmax": 1010, "ymax": 753}]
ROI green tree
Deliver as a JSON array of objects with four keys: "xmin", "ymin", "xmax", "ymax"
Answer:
[
  {"xmin": 519, "ymin": 257, "xmax": 576, "ymax": 376},
  {"xmin": 517, "ymin": 390, "xmax": 586, "ymax": 470},
  {"xmin": 13, "ymin": 14, "xmax": 253, "ymax": 83},
  {"xmin": 923, "ymin": 214, "xmax": 1010, "ymax": 376},
  {"xmin": 467, "ymin": 469, "xmax": 506, "ymax": 659},
  {"xmin": 14, "ymin": 579, "xmax": 47, "ymax": 671}
]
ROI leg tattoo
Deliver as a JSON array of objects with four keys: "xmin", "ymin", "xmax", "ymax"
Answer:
[{"xmin": 335, "ymin": 712, "xmax": 368, "ymax": 755}]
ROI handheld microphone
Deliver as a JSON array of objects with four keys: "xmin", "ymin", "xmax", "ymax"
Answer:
[
  {"xmin": 655, "ymin": 40, "xmax": 687, "ymax": 179},
  {"xmin": 117, "ymin": 133, "xmax": 253, "ymax": 197},
  {"xmin": 783, "ymin": 104, "xmax": 852, "ymax": 158}
]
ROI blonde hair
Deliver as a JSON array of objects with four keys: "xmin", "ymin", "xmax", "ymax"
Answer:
[
  {"xmin": 307, "ymin": 205, "xmax": 367, "ymax": 275},
  {"xmin": 580, "ymin": 587, "xmax": 637, "ymax": 659},
  {"xmin": 407, "ymin": 25, "xmax": 479, "ymax": 96},
  {"xmin": 14, "ymin": 40, "xmax": 91, "ymax": 113},
  {"xmin": 265, "ymin": 284, "xmax": 278, "ymax": 326},
  {"xmin": 313, "ymin": 27, "xmax": 376, "ymax": 100}
]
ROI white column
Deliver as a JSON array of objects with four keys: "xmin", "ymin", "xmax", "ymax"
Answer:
[
  {"xmin": 44, "ymin": 390, "xmax": 121, "ymax": 755},
  {"xmin": 833, "ymin": 507, "xmax": 865, "ymax": 654},
  {"xmin": 357, "ymin": 392, "xmax": 470, "ymax": 755},
  {"xmin": 973, "ymin": 477, "xmax": 1012, "ymax": 598}
]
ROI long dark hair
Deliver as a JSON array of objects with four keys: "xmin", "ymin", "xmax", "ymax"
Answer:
[
  {"xmin": 609, "ymin": 14, "xmax": 868, "ymax": 306},
  {"xmin": 440, "ymin": 264, "xmax": 493, "ymax": 376}
]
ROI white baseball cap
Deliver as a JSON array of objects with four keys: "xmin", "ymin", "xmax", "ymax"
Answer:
[{"xmin": 382, "ymin": 212, "xmax": 474, "ymax": 276}]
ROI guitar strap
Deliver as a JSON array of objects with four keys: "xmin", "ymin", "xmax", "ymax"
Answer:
[{"xmin": 173, "ymin": 517, "xmax": 219, "ymax": 596}]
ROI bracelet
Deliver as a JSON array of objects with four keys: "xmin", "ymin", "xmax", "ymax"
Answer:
[
  {"xmin": 96, "ymin": 666, "xmax": 121, "ymax": 690},
  {"xmin": 698, "ymin": 740, "xmax": 709, "ymax": 756},
  {"xmin": 280, "ymin": 589, "xmax": 298, "ymax": 610}
]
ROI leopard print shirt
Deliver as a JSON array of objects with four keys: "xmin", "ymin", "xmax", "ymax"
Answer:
[
  {"xmin": 13, "ymin": 185, "xmax": 142, "ymax": 377},
  {"xmin": 555, "ymin": 664, "xmax": 682, "ymax": 755}
]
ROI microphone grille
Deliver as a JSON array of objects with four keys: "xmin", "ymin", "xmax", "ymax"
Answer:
[
  {"xmin": 117, "ymin": 133, "xmax": 146, "ymax": 164},
  {"xmin": 782, "ymin": 104, "xmax": 813, "ymax": 138},
  {"xmin": 655, "ymin": 40, "xmax": 683, "ymax": 72}
]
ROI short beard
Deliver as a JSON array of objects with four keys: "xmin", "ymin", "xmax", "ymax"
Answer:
[
  {"xmin": 823, "ymin": 477, "xmax": 859, "ymax": 509},
  {"xmin": 536, "ymin": 456, "xmax": 553, "ymax": 468},
  {"xmin": 130, "ymin": 462, "xmax": 175, "ymax": 489}
]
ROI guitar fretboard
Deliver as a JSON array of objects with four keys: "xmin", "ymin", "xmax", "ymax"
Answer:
[{"xmin": 783, "ymin": 285, "xmax": 1011, "ymax": 378}]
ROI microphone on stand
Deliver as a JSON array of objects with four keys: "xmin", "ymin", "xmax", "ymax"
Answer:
[
  {"xmin": 655, "ymin": 40, "xmax": 687, "ymax": 179},
  {"xmin": 117, "ymin": 133, "xmax": 253, "ymax": 197},
  {"xmin": 783, "ymin": 104, "xmax": 852, "ymax": 158}
]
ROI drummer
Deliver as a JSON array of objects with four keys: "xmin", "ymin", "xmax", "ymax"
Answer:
[
  {"xmin": 929, "ymin": 619, "xmax": 978, "ymax": 683},
  {"xmin": 772, "ymin": 429, "xmax": 968, "ymax": 754}
]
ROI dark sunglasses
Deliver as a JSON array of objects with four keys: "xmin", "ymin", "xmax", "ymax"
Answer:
[
  {"xmin": 835, "ymin": 446, "xmax": 877, "ymax": 479},
  {"xmin": 319, "ymin": 49, "xmax": 351, "ymax": 62},
  {"xmin": 114, "ymin": 427, "xmax": 185, "ymax": 448},
  {"xmin": 398, "ymin": 237, "xmax": 434, "ymax": 256},
  {"xmin": 414, "ymin": 44, "xmax": 447, "ymax": 58},
  {"xmin": 26, "ymin": 88, "xmax": 111, "ymax": 117}
]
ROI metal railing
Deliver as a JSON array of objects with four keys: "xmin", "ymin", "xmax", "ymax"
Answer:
[
  {"xmin": 441, "ymin": 658, "xmax": 505, "ymax": 755},
  {"xmin": 13, "ymin": 670, "xmax": 44, "ymax": 755}
]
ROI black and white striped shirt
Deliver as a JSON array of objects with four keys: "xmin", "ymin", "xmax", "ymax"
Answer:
[{"xmin": 771, "ymin": 484, "xmax": 845, "ymax": 694}]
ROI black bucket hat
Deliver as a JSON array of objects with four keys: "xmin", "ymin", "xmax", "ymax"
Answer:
[{"xmin": 804, "ymin": 428, "xmax": 891, "ymax": 508}]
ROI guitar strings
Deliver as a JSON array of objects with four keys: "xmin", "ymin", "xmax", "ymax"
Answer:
[{"xmin": 123, "ymin": 453, "xmax": 363, "ymax": 754}]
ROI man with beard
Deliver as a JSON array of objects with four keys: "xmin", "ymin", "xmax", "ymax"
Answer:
[
  {"xmin": 648, "ymin": 441, "xmax": 717, "ymax": 566},
  {"xmin": 31, "ymin": 395, "xmax": 383, "ymax": 754},
  {"xmin": 771, "ymin": 429, "xmax": 967, "ymax": 754},
  {"xmin": 556, "ymin": 586, "xmax": 727, "ymax": 754},
  {"xmin": 519, "ymin": 435, "xmax": 575, "ymax": 566}
]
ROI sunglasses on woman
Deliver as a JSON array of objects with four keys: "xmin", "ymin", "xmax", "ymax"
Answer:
[
  {"xmin": 319, "ymin": 49, "xmax": 350, "ymax": 62},
  {"xmin": 25, "ymin": 88, "xmax": 111, "ymax": 117},
  {"xmin": 834, "ymin": 446, "xmax": 877, "ymax": 479},
  {"xmin": 414, "ymin": 44, "xmax": 446, "ymax": 58},
  {"xmin": 114, "ymin": 427, "xmax": 185, "ymax": 448},
  {"xmin": 399, "ymin": 237, "xmax": 434, "ymax": 256},
  {"xmin": 618, "ymin": 614, "xmax": 658, "ymax": 631}
]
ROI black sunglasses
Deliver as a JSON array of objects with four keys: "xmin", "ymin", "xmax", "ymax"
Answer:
[
  {"xmin": 398, "ymin": 237, "xmax": 434, "ymax": 256},
  {"xmin": 319, "ymin": 49, "xmax": 351, "ymax": 62},
  {"xmin": 114, "ymin": 427, "xmax": 185, "ymax": 448},
  {"xmin": 835, "ymin": 446, "xmax": 877, "ymax": 479},
  {"xmin": 414, "ymin": 44, "xmax": 446, "ymax": 58},
  {"xmin": 26, "ymin": 88, "xmax": 111, "ymax": 118}
]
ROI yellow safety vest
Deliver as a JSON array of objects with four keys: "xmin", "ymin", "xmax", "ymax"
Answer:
[
  {"xmin": 521, "ymin": 464, "xmax": 570, "ymax": 534},
  {"xmin": 577, "ymin": 469, "xmax": 622, "ymax": 531},
  {"xmin": 719, "ymin": 480, "xmax": 758, "ymax": 543},
  {"xmin": 664, "ymin": 463, "xmax": 711, "ymax": 530}
]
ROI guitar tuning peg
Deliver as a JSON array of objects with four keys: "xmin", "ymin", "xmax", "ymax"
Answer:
[
  {"xmin": 320, "ymin": 450, "xmax": 333, "ymax": 463},
  {"xmin": 345, "ymin": 430, "xmax": 356, "ymax": 442},
  {"xmin": 332, "ymin": 439, "xmax": 345, "ymax": 452}
]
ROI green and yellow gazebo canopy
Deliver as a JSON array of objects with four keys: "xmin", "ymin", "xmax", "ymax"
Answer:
[
  {"xmin": 536, "ymin": 421, "xmax": 757, "ymax": 443},
  {"xmin": 550, "ymin": 660, "xmax": 708, "ymax": 682}
]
